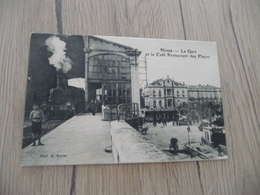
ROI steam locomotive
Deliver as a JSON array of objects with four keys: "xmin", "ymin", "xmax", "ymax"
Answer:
[{"xmin": 41, "ymin": 75, "xmax": 85, "ymax": 120}]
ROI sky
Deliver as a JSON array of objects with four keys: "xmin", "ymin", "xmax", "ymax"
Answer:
[
  {"xmin": 97, "ymin": 35, "xmax": 221, "ymax": 87},
  {"xmin": 69, "ymin": 35, "xmax": 222, "ymax": 89}
]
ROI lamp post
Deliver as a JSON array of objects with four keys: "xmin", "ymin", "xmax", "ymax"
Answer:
[{"xmin": 187, "ymin": 125, "xmax": 191, "ymax": 146}]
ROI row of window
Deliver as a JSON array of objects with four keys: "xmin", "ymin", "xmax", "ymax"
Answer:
[
  {"xmin": 88, "ymin": 54, "xmax": 131, "ymax": 80},
  {"xmin": 106, "ymin": 97, "xmax": 131, "ymax": 104},
  {"xmin": 90, "ymin": 55, "xmax": 130, "ymax": 66},
  {"xmin": 150, "ymin": 89, "xmax": 187, "ymax": 96},
  {"xmin": 189, "ymin": 92, "xmax": 219, "ymax": 98},
  {"xmin": 148, "ymin": 90, "xmax": 219, "ymax": 98},
  {"xmin": 151, "ymin": 99, "xmax": 176, "ymax": 108},
  {"xmin": 89, "ymin": 66, "xmax": 131, "ymax": 73},
  {"xmin": 105, "ymin": 82, "xmax": 131, "ymax": 105},
  {"xmin": 152, "ymin": 100, "xmax": 163, "ymax": 108},
  {"xmin": 88, "ymin": 73, "xmax": 130, "ymax": 80},
  {"xmin": 198, "ymin": 88, "xmax": 219, "ymax": 91}
]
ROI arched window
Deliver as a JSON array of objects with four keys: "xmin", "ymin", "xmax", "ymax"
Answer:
[
  {"xmin": 153, "ymin": 100, "xmax": 156, "ymax": 108},
  {"xmin": 159, "ymin": 100, "xmax": 162, "ymax": 108},
  {"xmin": 88, "ymin": 54, "xmax": 131, "ymax": 105},
  {"xmin": 153, "ymin": 89, "xmax": 156, "ymax": 97},
  {"xmin": 88, "ymin": 54, "xmax": 130, "ymax": 80}
]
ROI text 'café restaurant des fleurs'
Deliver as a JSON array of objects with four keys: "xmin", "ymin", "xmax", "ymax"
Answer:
[{"xmin": 83, "ymin": 36, "xmax": 141, "ymax": 110}]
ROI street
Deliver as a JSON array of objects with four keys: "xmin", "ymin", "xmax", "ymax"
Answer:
[
  {"xmin": 143, "ymin": 122, "xmax": 220, "ymax": 160},
  {"xmin": 144, "ymin": 122, "xmax": 203, "ymax": 149}
]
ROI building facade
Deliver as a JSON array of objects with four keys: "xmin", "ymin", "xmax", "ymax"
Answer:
[
  {"xmin": 82, "ymin": 36, "xmax": 141, "ymax": 107},
  {"xmin": 188, "ymin": 84, "xmax": 221, "ymax": 103},
  {"xmin": 143, "ymin": 77, "xmax": 188, "ymax": 109},
  {"xmin": 143, "ymin": 77, "xmax": 222, "ymax": 119},
  {"xmin": 188, "ymin": 84, "xmax": 222, "ymax": 119}
]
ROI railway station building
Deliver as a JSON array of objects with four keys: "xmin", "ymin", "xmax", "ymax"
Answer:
[{"xmin": 82, "ymin": 36, "xmax": 141, "ymax": 108}]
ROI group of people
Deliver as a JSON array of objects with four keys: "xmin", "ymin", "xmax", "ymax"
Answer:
[
  {"xmin": 151, "ymin": 113, "xmax": 180, "ymax": 127},
  {"xmin": 152, "ymin": 114, "xmax": 168, "ymax": 127}
]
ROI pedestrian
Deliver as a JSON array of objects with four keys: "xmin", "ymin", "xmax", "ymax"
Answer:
[
  {"xmin": 176, "ymin": 113, "xmax": 180, "ymax": 126},
  {"xmin": 218, "ymin": 145, "xmax": 223, "ymax": 156},
  {"xmin": 153, "ymin": 113, "xmax": 157, "ymax": 127},
  {"xmin": 162, "ymin": 114, "xmax": 167, "ymax": 126},
  {"xmin": 101, "ymin": 103, "xmax": 106, "ymax": 120},
  {"xmin": 95, "ymin": 99, "xmax": 102, "ymax": 112},
  {"xmin": 187, "ymin": 125, "xmax": 191, "ymax": 132},
  {"xmin": 29, "ymin": 104, "xmax": 44, "ymax": 146},
  {"xmin": 87, "ymin": 99, "xmax": 97, "ymax": 116},
  {"xmin": 201, "ymin": 136, "xmax": 204, "ymax": 145},
  {"xmin": 172, "ymin": 116, "xmax": 175, "ymax": 126},
  {"xmin": 140, "ymin": 110, "xmax": 145, "ymax": 126},
  {"xmin": 170, "ymin": 138, "xmax": 178, "ymax": 154}
]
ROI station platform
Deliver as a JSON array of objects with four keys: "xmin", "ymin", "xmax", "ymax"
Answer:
[{"xmin": 21, "ymin": 113, "xmax": 114, "ymax": 166}]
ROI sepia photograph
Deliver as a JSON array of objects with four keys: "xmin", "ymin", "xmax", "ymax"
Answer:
[{"xmin": 21, "ymin": 33, "xmax": 227, "ymax": 166}]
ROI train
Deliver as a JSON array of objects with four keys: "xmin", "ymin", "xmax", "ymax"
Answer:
[{"xmin": 42, "ymin": 85, "xmax": 86, "ymax": 120}]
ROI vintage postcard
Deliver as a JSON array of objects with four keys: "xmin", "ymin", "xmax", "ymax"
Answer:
[{"xmin": 21, "ymin": 33, "xmax": 227, "ymax": 166}]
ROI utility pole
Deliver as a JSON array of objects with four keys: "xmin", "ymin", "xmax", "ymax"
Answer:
[
  {"xmin": 138, "ymin": 56, "xmax": 148, "ymax": 109},
  {"xmin": 139, "ymin": 56, "xmax": 148, "ymax": 87},
  {"xmin": 145, "ymin": 56, "xmax": 148, "ymax": 86}
]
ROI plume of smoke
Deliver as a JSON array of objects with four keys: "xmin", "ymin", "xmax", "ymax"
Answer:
[{"xmin": 45, "ymin": 36, "xmax": 72, "ymax": 73}]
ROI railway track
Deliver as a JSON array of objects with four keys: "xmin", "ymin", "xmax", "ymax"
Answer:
[{"xmin": 185, "ymin": 145, "xmax": 211, "ymax": 159}]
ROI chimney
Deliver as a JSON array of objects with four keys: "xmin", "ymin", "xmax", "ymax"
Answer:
[{"xmin": 56, "ymin": 71, "xmax": 68, "ymax": 90}]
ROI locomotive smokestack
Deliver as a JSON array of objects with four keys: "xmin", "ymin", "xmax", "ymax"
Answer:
[{"xmin": 56, "ymin": 71, "xmax": 68, "ymax": 90}]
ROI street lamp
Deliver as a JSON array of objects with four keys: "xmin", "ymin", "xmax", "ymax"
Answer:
[{"xmin": 187, "ymin": 125, "xmax": 191, "ymax": 146}]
